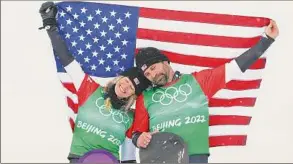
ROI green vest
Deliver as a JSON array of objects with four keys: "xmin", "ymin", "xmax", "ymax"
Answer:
[
  {"xmin": 143, "ymin": 74, "xmax": 209, "ymax": 155},
  {"xmin": 70, "ymin": 87, "xmax": 134, "ymax": 159}
]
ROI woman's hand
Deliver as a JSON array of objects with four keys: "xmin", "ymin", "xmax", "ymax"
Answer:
[{"xmin": 39, "ymin": 2, "xmax": 58, "ymax": 30}]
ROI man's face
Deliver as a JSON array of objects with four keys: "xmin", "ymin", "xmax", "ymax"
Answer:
[{"xmin": 143, "ymin": 61, "xmax": 170, "ymax": 86}]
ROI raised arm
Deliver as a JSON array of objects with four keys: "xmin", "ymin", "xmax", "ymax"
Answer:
[
  {"xmin": 39, "ymin": 2, "xmax": 84, "ymax": 90},
  {"xmin": 193, "ymin": 20, "xmax": 279, "ymax": 98},
  {"xmin": 234, "ymin": 20, "xmax": 278, "ymax": 74}
]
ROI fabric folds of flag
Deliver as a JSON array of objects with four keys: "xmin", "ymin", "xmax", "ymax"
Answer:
[{"xmin": 53, "ymin": 1, "xmax": 270, "ymax": 148}]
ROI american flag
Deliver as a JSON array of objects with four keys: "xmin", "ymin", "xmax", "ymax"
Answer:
[{"xmin": 53, "ymin": 1, "xmax": 270, "ymax": 148}]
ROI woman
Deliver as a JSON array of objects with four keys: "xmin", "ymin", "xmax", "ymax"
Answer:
[{"xmin": 39, "ymin": 2, "xmax": 151, "ymax": 163}]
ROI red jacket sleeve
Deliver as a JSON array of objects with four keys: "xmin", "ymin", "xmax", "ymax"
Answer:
[
  {"xmin": 132, "ymin": 94, "xmax": 150, "ymax": 133},
  {"xmin": 192, "ymin": 64, "xmax": 226, "ymax": 99},
  {"xmin": 77, "ymin": 74, "xmax": 100, "ymax": 107},
  {"xmin": 126, "ymin": 124, "xmax": 134, "ymax": 138}
]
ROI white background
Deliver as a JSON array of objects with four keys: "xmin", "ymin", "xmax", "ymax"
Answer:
[{"xmin": 2, "ymin": 1, "xmax": 293, "ymax": 163}]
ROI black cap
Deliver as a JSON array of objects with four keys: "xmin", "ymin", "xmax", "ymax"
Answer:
[
  {"xmin": 120, "ymin": 67, "xmax": 151, "ymax": 95},
  {"xmin": 135, "ymin": 47, "xmax": 170, "ymax": 72}
]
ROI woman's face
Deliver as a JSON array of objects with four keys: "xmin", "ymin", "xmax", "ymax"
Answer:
[{"xmin": 115, "ymin": 77, "xmax": 135, "ymax": 98}]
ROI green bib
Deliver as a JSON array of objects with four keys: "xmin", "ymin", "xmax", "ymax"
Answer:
[
  {"xmin": 70, "ymin": 87, "xmax": 134, "ymax": 159},
  {"xmin": 143, "ymin": 74, "xmax": 209, "ymax": 155}
]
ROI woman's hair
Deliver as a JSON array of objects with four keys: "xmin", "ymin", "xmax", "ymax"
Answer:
[{"xmin": 103, "ymin": 76, "xmax": 136, "ymax": 111}]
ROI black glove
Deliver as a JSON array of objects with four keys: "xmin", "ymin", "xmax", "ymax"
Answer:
[{"xmin": 39, "ymin": 2, "xmax": 58, "ymax": 30}]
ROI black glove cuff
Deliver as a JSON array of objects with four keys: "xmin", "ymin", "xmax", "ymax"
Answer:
[
  {"xmin": 39, "ymin": 18, "xmax": 57, "ymax": 30},
  {"xmin": 43, "ymin": 18, "xmax": 57, "ymax": 27}
]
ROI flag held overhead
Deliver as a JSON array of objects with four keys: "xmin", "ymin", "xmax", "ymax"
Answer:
[{"xmin": 53, "ymin": 1, "xmax": 271, "ymax": 148}]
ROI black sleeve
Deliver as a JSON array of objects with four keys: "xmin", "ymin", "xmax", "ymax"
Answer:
[
  {"xmin": 132, "ymin": 131, "xmax": 142, "ymax": 148},
  {"xmin": 46, "ymin": 27, "xmax": 74, "ymax": 67},
  {"xmin": 235, "ymin": 34, "xmax": 275, "ymax": 72},
  {"xmin": 46, "ymin": 26, "xmax": 85, "ymax": 90}
]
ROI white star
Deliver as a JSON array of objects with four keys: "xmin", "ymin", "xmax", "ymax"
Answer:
[
  {"xmin": 72, "ymin": 26, "xmax": 79, "ymax": 33},
  {"xmin": 59, "ymin": 24, "xmax": 64, "ymax": 30},
  {"xmin": 93, "ymin": 37, "xmax": 99, "ymax": 43},
  {"xmin": 102, "ymin": 16, "xmax": 108, "ymax": 23},
  {"xmin": 66, "ymin": 19, "xmax": 73, "ymax": 25},
  {"xmin": 99, "ymin": 45, "xmax": 106, "ymax": 51},
  {"xmin": 116, "ymin": 18, "xmax": 123, "ymax": 24},
  {"xmin": 100, "ymin": 30, "xmax": 107, "ymax": 37},
  {"xmin": 73, "ymin": 13, "xmax": 79, "ymax": 19},
  {"xmin": 94, "ymin": 23, "xmax": 100, "ymax": 29},
  {"xmin": 87, "ymin": 15, "xmax": 94, "ymax": 21},
  {"xmin": 95, "ymin": 9, "xmax": 102, "ymax": 15},
  {"xmin": 123, "ymin": 25, "xmax": 129, "ymax": 32},
  {"xmin": 121, "ymin": 53, "xmax": 127, "ymax": 59},
  {"xmin": 71, "ymin": 40, "xmax": 77, "ymax": 47},
  {"xmin": 77, "ymin": 48, "xmax": 84, "ymax": 55},
  {"xmin": 107, "ymin": 38, "xmax": 114, "ymax": 45},
  {"xmin": 125, "ymin": 12, "xmax": 131, "ymax": 18},
  {"xmin": 65, "ymin": 33, "xmax": 71, "ymax": 39},
  {"xmin": 110, "ymin": 10, "xmax": 117, "ymax": 17},
  {"xmin": 79, "ymin": 21, "xmax": 86, "ymax": 27},
  {"xmin": 79, "ymin": 35, "xmax": 85, "ymax": 41},
  {"xmin": 92, "ymin": 51, "xmax": 98, "ymax": 57},
  {"xmin": 81, "ymin": 7, "xmax": 87, "ymax": 13},
  {"xmin": 105, "ymin": 66, "xmax": 111, "ymax": 72},
  {"xmin": 66, "ymin": 6, "xmax": 72, "ymax": 12},
  {"xmin": 59, "ymin": 11, "xmax": 66, "ymax": 17},
  {"xmin": 108, "ymin": 24, "xmax": 115, "ymax": 31},
  {"xmin": 120, "ymin": 66, "xmax": 125, "ymax": 71},
  {"xmin": 91, "ymin": 64, "xmax": 97, "ymax": 70},
  {"xmin": 86, "ymin": 29, "xmax": 92, "ymax": 35},
  {"xmin": 99, "ymin": 58, "xmax": 105, "ymax": 65},
  {"xmin": 106, "ymin": 52, "xmax": 113, "ymax": 58},
  {"xmin": 121, "ymin": 39, "xmax": 128, "ymax": 46},
  {"xmin": 115, "ymin": 32, "xmax": 121, "ymax": 38},
  {"xmin": 84, "ymin": 56, "xmax": 90, "ymax": 63},
  {"xmin": 113, "ymin": 60, "xmax": 119, "ymax": 65},
  {"xmin": 85, "ymin": 42, "xmax": 92, "ymax": 49},
  {"xmin": 114, "ymin": 46, "xmax": 120, "ymax": 52}
]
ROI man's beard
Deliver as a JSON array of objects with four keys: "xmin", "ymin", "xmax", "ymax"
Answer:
[{"xmin": 153, "ymin": 73, "xmax": 168, "ymax": 86}]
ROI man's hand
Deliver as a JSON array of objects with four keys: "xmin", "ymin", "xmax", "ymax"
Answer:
[
  {"xmin": 137, "ymin": 131, "xmax": 158, "ymax": 148},
  {"xmin": 265, "ymin": 20, "xmax": 279, "ymax": 39}
]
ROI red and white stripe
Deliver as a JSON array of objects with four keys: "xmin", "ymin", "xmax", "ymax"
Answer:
[{"xmin": 58, "ymin": 5, "xmax": 270, "ymax": 148}]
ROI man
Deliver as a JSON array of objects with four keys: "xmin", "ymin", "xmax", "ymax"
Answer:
[{"xmin": 131, "ymin": 20, "xmax": 279, "ymax": 163}]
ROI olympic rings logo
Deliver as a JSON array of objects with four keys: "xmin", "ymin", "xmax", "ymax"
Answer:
[
  {"xmin": 95, "ymin": 97, "xmax": 130, "ymax": 124},
  {"xmin": 152, "ymin": 84, "xmax": 192, "ymax": 106}
]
